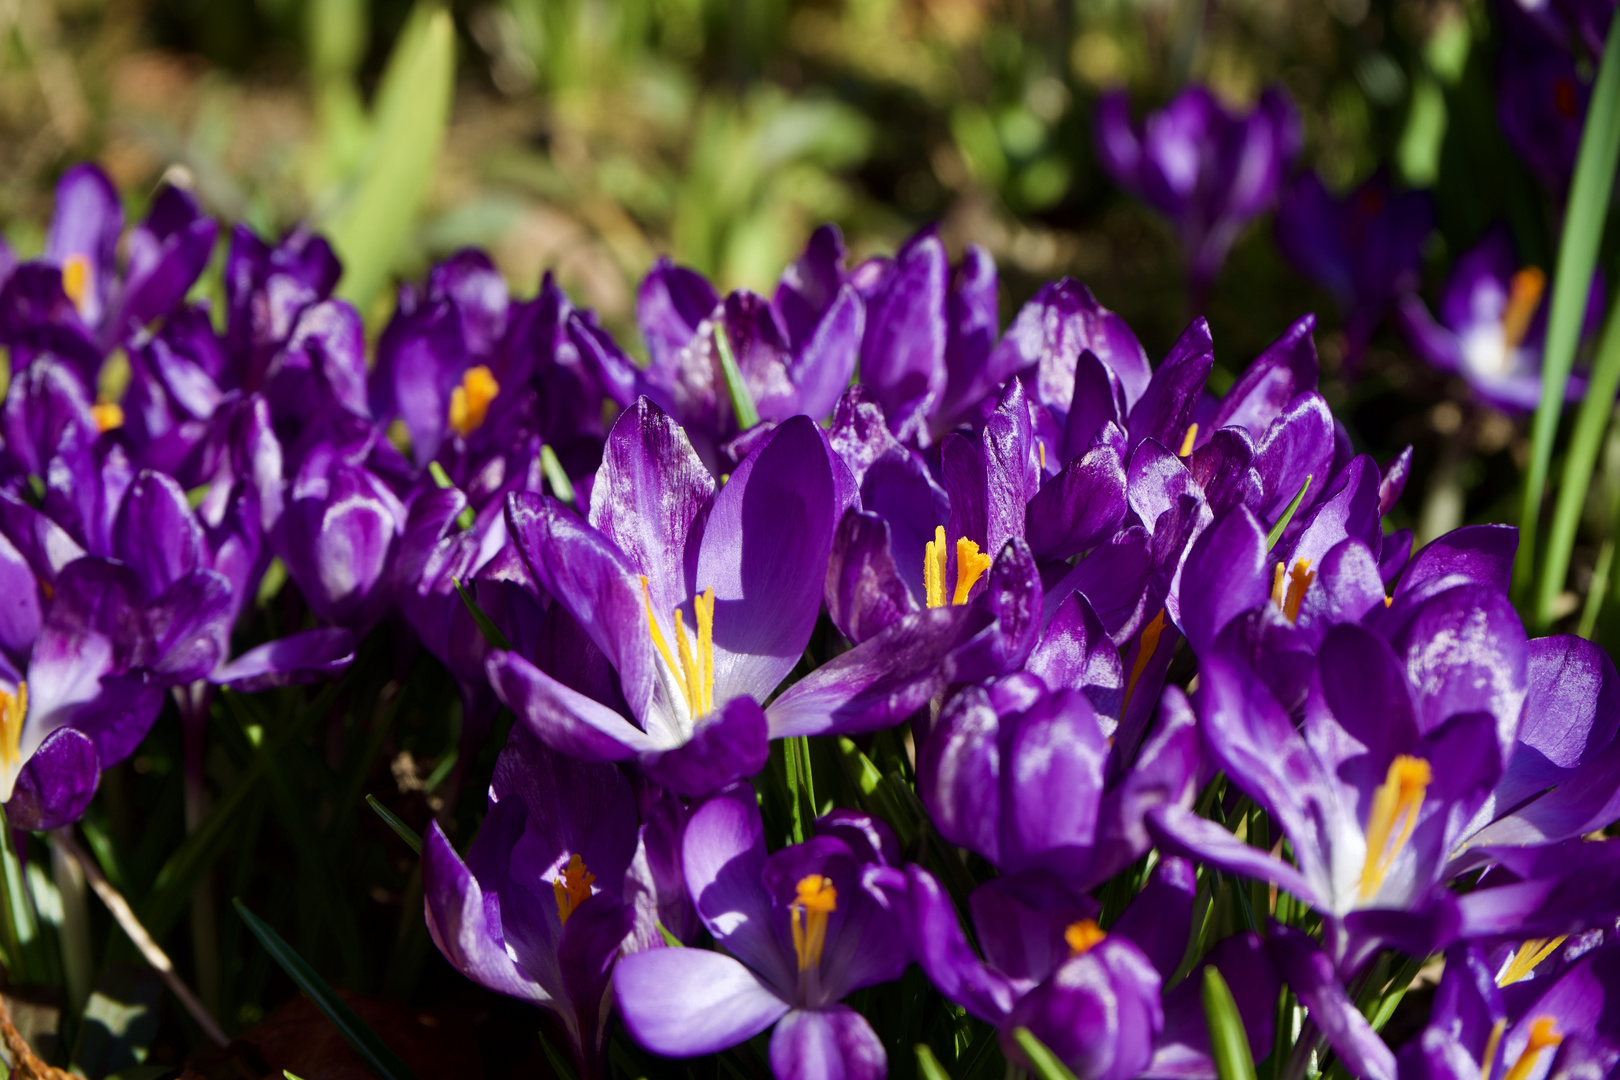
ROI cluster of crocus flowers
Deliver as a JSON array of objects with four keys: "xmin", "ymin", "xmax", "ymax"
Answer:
[{"xmin": 9, "ymin": 159, "xmax": 1620, "ymax": 1080}]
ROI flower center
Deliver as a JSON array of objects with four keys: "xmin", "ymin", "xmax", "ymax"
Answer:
[
  {"xmin": 448, "ymin": 365, "xmax": 500, "ymax": 438},
  {"xmin": 923, "ymin": 526, "xmax": 992, "ymax": 609},
  {"xmin": 1270, "ymin": 558, "xmax": 1315, "ymax": 624},
  {"xmin": 1064, "ymin": 919, "xmax": 1106, "ymax": 956},
  {"xmin": 1497, "ymin": 936, "xmax": 1567, "ymax": 986},
  {"xmin": 61, "ymin": 254, "xmax": 92, "ymax": 317},
  {"xmin": 92, "ymin": 402, "xmax": 124, "ymax": 432},
  {"xmin": 1358, "ymin": 754, "xmax": 1431, "ymax": 900},
  {"xmin": 1481, "ymin": 1016, "xmax": 1563, "ymax": 1080},
  {"xmin": 791, "ymin": 874, "xmax": 837, "ymax": 972},
  {"xmin": 640, "ymin": 577, "xmax": 716, "ymax": 720},
  {"xmin": 1500, "ymin": 267, "xmax": 1546, "ymax": 353},
  {"xmin": 552, "ymin": 853, "xmax": 596, "ymax": 925}
]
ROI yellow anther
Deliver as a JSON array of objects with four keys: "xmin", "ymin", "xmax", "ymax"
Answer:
[
  {"xmin": 923, "ymin": 527, "xmax": 992, "ymax": 609},
  {"xmin": 1498, "ymin": 1017, "xmax": 1563, "ymax": 1080},
  {"xmin": 639, "ymin": 576, "xmax": 716, "ymax": 719},
  {"xmin": 1384, "ymin": 594, "xmax": 1394, "ymax": 608},
  {"xmin": 1178, "ymin": 423, "xmax": 1199, "ymax": 458},
  {"xmin": 1359, "ymin": 755, "xmax": 1432, "ymax": 900},
  {"xmin": 1064, "ymin": 919, "xmax": 1106, "ymax": 956},
  {"xmin": 791, "ymin": 874, "xmax": 837, "ymax": 972},
  {"xmin": 61, "ymin": 255, "xmax": 92, "ymax": 316},
  {"xmin": 92, "ymin": 402, "xmax": 124, "ymax": 432},
  {"xmin": 1038, "ymin": 441, "xmax": 1047, "ymax": 473},
  {"xmin": 1480, "ymin": 1019, "xmax": 1506, "ymax": 1080},
  {"xmin": 1501, "ymin": 267, "xmax": 1547, "ymax": 352},
  {"xmin": 1497, "ymin": 936, "xmax": 1567, "ymax": 986},
  {"xmin": 1121, "ymin": 609, "xmax": 1167, "ymax": 715},
  {"xmin": 1270, "ymin": 558, "xmax": 1314, "ymax": 624},
  {"xmin": 448, "ymin": 365, "xmax": 500, "ymax": 438},
  {"xmin": 552, "ymin": 853, "xmax": 596, "ymax": 925},
  {"xmin": 0, "ymin": 683, "xmax": 26, "ymax": 776}
]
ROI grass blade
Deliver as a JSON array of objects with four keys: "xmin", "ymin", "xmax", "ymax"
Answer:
[
  {"xmin": 1266, "ymin": 475, "xmax": 1312, "ymax": 550},
  {"xmin": 233, "ymin": 899, "xmax": 421, "ymax": 1080},
  {"xmin": 325, "ymin": 5, "xmax": 456, "ymax": 310},
  {"xmin": 916, "ymin": 1044, "xmax": 953, "ymax": 1080},
  {"xmin": 1540, "ymin": 296, "xmax": 1620, "ymax": 628},
  {"xmin": 1012, "ymin": 1027, "xmax": 1080, "ymax": 1080},
  {"xmin": 1202, "ymin": 966, "xmax": 1259, "ymax": 1080},
  {"xmin": 365, "ymin": 795, "xmax": 422, "ymax": 855},
  {"xmin": 714, "ymin": 321, "xmax": 761, "ymax": 430},
  {"xmin": 454, "ymin": 578, "xmax": 514, "ymax": 650},
  {"xmin": 1519, "ymin": 9, "xmax": 1620, "ymax": 618}
]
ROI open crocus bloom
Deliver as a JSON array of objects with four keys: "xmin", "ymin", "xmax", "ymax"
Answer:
[
  {"xmin": 1397, "ymin": 230, "xmax": 1605, "ymax": 412},
  {"xmin": 490, "ymin": 399, "xmax": 840, "ymax": 794},
  {"xmin": 421, "ymin": 723, "xmax": 647, "ymax": 1077},
  {"xmin": 614, "ymin": 785, "xmax": 909, "ymax": 1080}
]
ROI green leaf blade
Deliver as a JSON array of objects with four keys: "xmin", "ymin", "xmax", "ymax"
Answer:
[
  {"xmin": 1202, "ymin": 966, "xmax": 1259, "ymax": 1080},
  {"xmin": 233, "ymin": 899, "xmax": 422, "ymax": 1080},
  {"xmin": 1012, "ymin": 1026, "xmax": 1080, "ymax": 1080}
]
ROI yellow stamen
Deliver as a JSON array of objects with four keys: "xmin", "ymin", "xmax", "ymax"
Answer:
[
  {"xmin": 1480, "ymin": 1019, "xmax": 1506, "ymax": 1080},
  {"xmin": 923, "ymin": 527, "xmax": 993, "ymax": 609},
  {"xmin": 1498, "ymin": 1017, "xmax": 1563, "ymax": 1080},
  {"xmin": 639, "ymin": 576, "xmax": 716, "ymax": 719},
  {"xmin": 1064, "ymin": 919, "xmax": 1106, "ymax": 956},
  {"xmin": 1359, "ymin": 755, "xmax": 1432, "ymax": 900},
  {"xmin": 791, "ymin": 874, "xmax": 837, "ymax": 972},
  {"xmin": 1178, "ymin": 423, "xmax": 1199, "ymax": 458},
  {"xmin": 1271, "ymin": 561, "xmax": 1287, "ymax": 608},
  {"xmin": 448, "ymin": 365, "xmax": 500, "ymax": 438},
  {"xmin": 61, "ymin": 254, "xmax": 92, "ymax": 316},
  {"xmin": 951, "ymin": 538, "xmax": 992, "ymax": 606},
  {"xmin": 0, "ymin": 683, "xmax": 26, "ymax": 777},
  {"xmin": 1501, "ymin": 268, "xmax": 1547, "ymax": 352},
  {"xmin": 1498, "ymin": 936, "xmax": 1567, "ymax": 986},
  {"xmin": 552, "ymin": 853, "xmax": 596, "ymax": 925},
  {"xmin": 1038, "ymin": 441, "xmax": 1047, "ymax": 473},
  {"xmin": 1121, "ymin": 609, "xmax": 1167, "ymax": 715},
  {"xmin": 1384, "ymin": 594, "xmax": 1394, "ymax": 608},
  {"xmin": 92, "ymin": 402, "xmax": 124, "ymax": 432}
]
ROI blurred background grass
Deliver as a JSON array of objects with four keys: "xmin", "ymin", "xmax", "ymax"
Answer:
[{"xmin": 0, "ymin": 0, "xmax": 1509, "ymax": 362}]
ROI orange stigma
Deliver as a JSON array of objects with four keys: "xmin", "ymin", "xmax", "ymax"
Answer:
[
  {"xmin": 1494, "ymin": 1017, "xmax": 1563, "ymax": 1080},
  {"xmin": 923, "ymin": 526, "xmax": 992, "ymax": 608},
  {"xmin": 1270, "ymin": 558, "xmax": 1315, "ymax": 624},
  {"xmin": 791, "ymin": 874, "xmax": 837, "ymax": 972},
  {"xmin": 449, "ymin": 365, "xmax": 500, "ymax": 438},
  {"xmin": 1500, "ymin": 267, "xmax": 1546, "ymax": 352},
  {"xmin": 61, "ymin": 255, "xmax": 92, "ymax": 316},
  {"xmin": 1065, "ymin": 919, "xmax": 1106, "ymax": 956},
  {"xmin": 552, "ymin": 854, "xmax": 596, "ymax": 925},
  {"xmin": 1358, "ymin": 755, "xmax": 1431, "ymax": 900}
]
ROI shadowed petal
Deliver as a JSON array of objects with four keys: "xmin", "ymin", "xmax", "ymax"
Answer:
[
  {"xmin": 422, "ymin": 821, "xmax": 550, "ymax": 1006},
  {"xmin": 486, "ymin": 650, "xmax": 659, "ymax": 761},
  {"xmin": 769, "ymin": 1006, "xmax": 887, "ymax": 1080},
  {"xmin": 211, "ymin": 627, "xmax": 356, "ymax": 692},
  {"xmin": 639, "ymin": 695, "xmax": 769, "ymax": 796},
  {"xmin": 7, "ymin": 727, "xmax": 98, "ymax": 831}
]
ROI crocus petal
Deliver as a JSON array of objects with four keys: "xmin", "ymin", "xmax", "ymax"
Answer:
[
  {"xmin": 210, "ymin": 627, "xmax": 356, "ymax": 692},
  {"xmin": 1211, "ymin": 314, "xmax": 1318, "ymax": 438},
  {"xmin": 824, "ymin": 509, "xmax": 919, "ymax": 645},
  {"xmin": 792, "ymin": 286, "xmax": 864, "ymax": 421},
  {"xmin": 421, "ymin": 821, "xmax": 550, "ymax": 1006},
  {"xmin": 907, "ymin": 866, "xmax": 1019, "ymax": 1022},
  {"xmin": 1002, "ymin": 280, "xmax": 1152, "ymax": 415},
  {"xmin": 505, "ymin": 492, "xmax": 656, "ymax": 720},
  {"xmin": 114, "ymin": 471, "xmax": 205, "ymax": 598},
  {"xmin": 1149, "ymin": 933, "xmax": 1278, "ymax": 1080},
  {"xmin": 769, "ymin": 1006, "xmax": 887, "ymax": 1080},
  {"xmin": 7, "ymin": 727, "xmax": 98, "ymax": 831},
  {"xmin": 487, "ymin": 650, "xmax": 659, "ymax": 761},
  {"xmin": 1127, "ymin": 319, "xmax": 1214, "ymax": 451},
  {"xmin": 697, "ymin": 416, "xmax": 838, "ymax": 703},
  {"xmin": 859, "ymin": 230, "xmax": 947, "ymax": 441},
  {"xmin": 1178, "ymin": 505, "xmax": 1269, "ymax": 657},
  {"xmin": 639, "ymin": 694, "xmax": 770, "ymax": 797},
  {"xmin": 1269, "ymin": 924, "xmax": 1396, "ymax": 1080},
  {"xmin": 44, "ymin": 164, "xmax": 122, "ymax": 330},
  {"xmin": 1148, "ymin": 804, "xmax": 1323, "ymax": 908},
  {"xmin": 683, "ymin": 784, "xmax": 797, "ymax": 994},
  {"xmin": 1025, "ymin": 445, "xmax": 1128, "ymax": 562},
  {"xmin": 616, "ymin": 946, "xmax": 788, "ymax": 1059},
  {"xmin": 1111, "ymin": 857, "xmax": 1196, "ymax": 981},
  {"xmin": 1003, "ymin": 937, "xmax": 1163, "ymax": 1080},
  {"xmin": 775, "ymin": 224, "xmax": 847, "ymax": 349},
  {"xmin": 1253, "ymin": 393, "xmax": 1335, "ymax": 524}
]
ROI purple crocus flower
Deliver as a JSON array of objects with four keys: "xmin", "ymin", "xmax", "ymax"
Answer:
[
  {"xmin": 1396, "ymin": 229, "xmax": 1605, "ymax": 412},
  {"xmin": 491, "ymin": 396, "xmax": 984, "ymax": 794},
  {"xmin": 422, "ymin": 722, "xmax": 675, "ymax": 1078},
  {"xmin": 614, "ymin": 784, "xmax": 910, "ymax": 1080},
  {"xmin": 1275, "ymin": 172, "xmax": 1434, "ymax": 363},
  {"xmin": 1096, "ymin": 85, "xmax": 1300, "ymax": 299},
  {"xmin": 1397, "ymin": 937, "xmax": 1620, "ymax": 1080},
  {"xmin": 1152, "ymin": 567, "xmax": 1530, "ymax": 974},
  {"xmin": 222, "ymin": 223, "xmax": 341, "ymax": 395},
  {"xmin": 1495, "ymin": 0, "xmax": 1607, "ymax": 193},
  {"xmin": 637, "ymin": 225, "xmax": 864, "ymax": 463}
]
